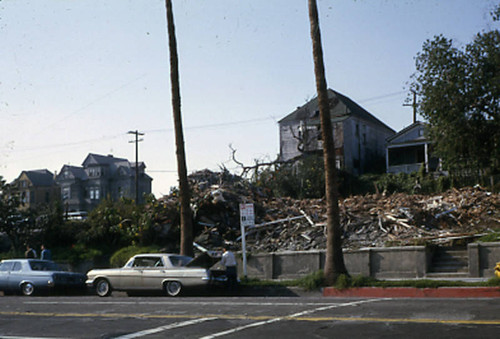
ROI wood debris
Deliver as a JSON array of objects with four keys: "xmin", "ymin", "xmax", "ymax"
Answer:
[{"xmin": 154, "ymin": 170, "xmax": 500, "ymax": 253}]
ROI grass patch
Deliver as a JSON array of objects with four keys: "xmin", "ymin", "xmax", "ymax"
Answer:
[{"xmin": 239, "ymin": 272, "xmax": 500, "ymax": 290}]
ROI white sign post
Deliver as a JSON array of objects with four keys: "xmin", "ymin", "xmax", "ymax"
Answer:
[{"xmin": 239, "ymin": 203, "xmax": 254, "ymax": 277}]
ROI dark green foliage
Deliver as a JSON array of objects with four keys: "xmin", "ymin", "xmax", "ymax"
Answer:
[
  {"xmin": 243, "ymin": 274, "xmax": 500, "ymax": 290},
  {"xmin": 82, "ymin": 197, "xmax": 140, "ymax": 253},
  {"xmin": 410, "ymin": 26, "xmax": 500, "ymax": 180},
  {"xmin": 55, "ymin": 244, "xmax": 103, "ymax": 267},
  {"xmin": 333, "ymin": 274, "xmax": 351, "ymax": 290},
  {"xmin": 110, "ymin": 245, "xmax": 161, "ymax": 267},
  {"xmin": 477, "ymin": 230, "xmax": 500, "ymax": 242},
  {"xmin": 295, "ymin": 270, "xmax": 325, "ymax": 290},
  {"xmin": 350, "ymin": 275, "xmax": 378, "ymax": 287}
]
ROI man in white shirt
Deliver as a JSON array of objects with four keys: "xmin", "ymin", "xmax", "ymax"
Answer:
[{"xmin": 220, "ymin": 245, "xmax": 237, "ymax": 290}]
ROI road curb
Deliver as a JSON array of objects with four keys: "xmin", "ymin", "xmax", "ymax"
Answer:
[{"xmin": 323, "ymin": 286, "xmax": 500, "ymax": 298}]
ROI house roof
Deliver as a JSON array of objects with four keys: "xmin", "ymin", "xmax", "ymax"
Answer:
[
  {"xmin": 59, "ymin": 165, "xmax": 88, "ymax": 180},
  {"xmin": 21, "ymin": 169, "xmax": 55, "ymax": 187},
  {"xmin": 82, "ymin": 153, "xmax": 128, "ymax": 167},
  {"xmin": 279, "ymin": 89, "xmax": 395, "ymax": 134},
  {"xmin": 387, "ymin": 121, "xmax": 428, "ymax": 144}
]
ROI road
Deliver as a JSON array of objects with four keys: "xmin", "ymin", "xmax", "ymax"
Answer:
[{"xmin": 0, "ymin": 293, "xmax": 499, "ymax": 338}]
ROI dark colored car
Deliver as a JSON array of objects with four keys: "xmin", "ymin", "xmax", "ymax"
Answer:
[{"xmin": 0, "ymin": 259, "xmax": 87, "ymax": 296}]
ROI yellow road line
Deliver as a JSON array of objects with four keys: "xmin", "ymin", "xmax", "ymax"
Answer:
[{"xmin": 1, "ymin": 311, "xmax": 499, "ymax": 326}]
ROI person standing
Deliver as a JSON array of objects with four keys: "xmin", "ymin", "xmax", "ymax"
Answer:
[
  {"xmin": 40, "ymin": 244, "xmax": 52, "ymax": 260},
  {"xmin": 25, "ymin": 244, "xmax": 37, "ymax": 259},
  {"xmin": 220, "ymin": 245, "xmax": 238, "ymax": 290}
]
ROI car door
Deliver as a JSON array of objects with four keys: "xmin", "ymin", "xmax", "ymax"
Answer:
[
  {"xmin": 140, "ymin": 256, "xmax": 168, "ymax": 290},
  {"xmin": 0, "ymin": 262, "xmax": 14, "ymax": 291},
  {"xmin": 117, "ymin": 258, "xmax": 145, "ymax": 290},
  {"xmin": 6, "ymin": 261, "xmax": 23, "ymax": 291}
]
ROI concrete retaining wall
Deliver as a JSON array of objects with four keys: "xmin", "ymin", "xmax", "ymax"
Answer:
[
  {"xmin": 239, "ymin": 242, "xmax": 500, "ymax": 280},
  {"xmin": 468, "ymin": 242, "xmax": 500, "ymax": 278}
]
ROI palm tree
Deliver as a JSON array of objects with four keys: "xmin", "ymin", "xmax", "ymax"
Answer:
[
  {"xmin": 308, "ymin": 0, "xmax": 348, "ymax": 284},
  {"xmin": 165, "ymin": 0, "xmax": 193, "ymax": 257}
]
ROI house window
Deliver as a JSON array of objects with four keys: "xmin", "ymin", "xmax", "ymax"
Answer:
[
  {"xmin": 62, "ymin": 187, "xmax": 70, "ymax": 201},
  {"xmin": 90, "ymin": 188, "xmax": 100, "ymax": 200}
]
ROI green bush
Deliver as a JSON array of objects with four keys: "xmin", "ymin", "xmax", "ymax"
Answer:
[
  {"xmin": 477, "ymin": 230, "xmax": 500, "ymax": 242},
  {"xmin": 485, "ymin": 276, "xmax": 500, "ymax": 286},
  {"xmin": 54, "ymin": 244, "xmax": 103, "ymax": 267},
  {"xmin": 334, "ymin": 274, "xmax": 351, "ymax": 290},
  {"xmin": 350, "ymin": 275, "xmax": 377, "ymax": 287},
  {"xmin": 110, "ymin": 245, "xmax": 160, "ymax": 267},
  {"xmin": 297, "ymin": 270, "xmax": 326, "ymax": 290}
]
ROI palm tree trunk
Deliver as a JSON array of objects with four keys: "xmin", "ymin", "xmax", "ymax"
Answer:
[
  {"xmin": 165, "ymin": 0, "xmax": 193, "ymax": 257},
  {"xmin": 308, "ymin": 0, "xmax": 348, "ymax": 285}
]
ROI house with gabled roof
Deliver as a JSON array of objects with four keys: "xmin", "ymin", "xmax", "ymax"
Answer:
[
  {"xmin": 279, "ymin": 89, "xmax": 395, "ymax": 175},
  {"xmin": 56, "ymin": 153, "xmax": 152, "ymax": 215},
  {"xmin": 386, "ymin": 121, "xmax": 440, "ymax": 174},
  {"xmin": 10, "ymin": 169, "xmax": 60, "ymax": 210}
]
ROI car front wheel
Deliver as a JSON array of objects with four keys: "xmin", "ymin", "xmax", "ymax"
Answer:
[
  {"xmin": 95, "ymin": 278, "xmax": 112, "ymax": 297},
  {"xmin": 21, "ymin": 282, "xmax": 35, "ymax": 296},
  {"xmin": 165, "ymin": 281, "xmax": 182, "ymax": 297}
]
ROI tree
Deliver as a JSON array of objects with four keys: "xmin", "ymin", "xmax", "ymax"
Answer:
[
  {"xmin": 308, "ymin": 0, "xmax": 348, "ymax": 285},
  {"xmin": 165, "ymin": 0, "xmax": 194, "ymax": 257},
  {"xmin": 410, "ymin": 25, "xmax": 500, "ymax": 180},
  {"xmin": 0, "ymin": 176, "xmax": 32, "ymax": 252}
]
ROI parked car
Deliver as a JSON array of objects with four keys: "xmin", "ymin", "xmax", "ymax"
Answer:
[
  {"xmin": 86, "ymin": 253, "xmax": 223, "ymax": 297},
  {"xmin": 0, "ymin": 259, "xmax": 87, "ymax": 296}
]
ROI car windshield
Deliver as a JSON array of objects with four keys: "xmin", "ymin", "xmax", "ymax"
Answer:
[{"xmin": 29, "ymin": 261, "xmax": 60, "ymax": 271}]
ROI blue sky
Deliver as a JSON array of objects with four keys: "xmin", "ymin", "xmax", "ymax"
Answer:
[{"xmin": 1, "ymin": 0, "xmax": 499, "ymax": 196}]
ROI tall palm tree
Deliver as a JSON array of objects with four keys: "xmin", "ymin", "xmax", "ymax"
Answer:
[
  {"xmin": 308, "ymin": 0, "xmax": 348, "ymax": 284},
  {"xmin": 165, "ymin": 0, "xmax": 193, "ymax": 257}
]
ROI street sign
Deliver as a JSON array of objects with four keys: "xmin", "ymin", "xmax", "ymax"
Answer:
[
  {"xmin": 239, "ymin": 203, "xmax": 254, "ymax": 277},
  {"xmin": 239, "ymin": 203, "xmax": 255, "ymax": 227}
]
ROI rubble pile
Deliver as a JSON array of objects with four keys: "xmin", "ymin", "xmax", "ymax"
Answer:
[{"xmin": 158, "ymin": 170, "xmax": 500, "ymax": 253}]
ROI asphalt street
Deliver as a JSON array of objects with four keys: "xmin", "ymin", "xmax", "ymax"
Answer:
[{"xmin": 0, "ymin": 293, "xmax": 499, "ymax": 339}]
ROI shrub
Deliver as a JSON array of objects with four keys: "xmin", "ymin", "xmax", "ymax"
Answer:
[
  {"xmin": 110, "ymin": 245, "xmax": 160, "ymax": 267},
  {"xmin": 333, "ymin": 274, "xmax": 351, "ymax": 290},
  {"xmin": 477, "ymin": 230, "xmax": 500, "ymax": 242},
  {"xmin": 297, "ymin": 270, "xmax": 326, "ymax": 290}
]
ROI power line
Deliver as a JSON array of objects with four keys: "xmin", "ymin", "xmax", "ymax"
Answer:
[
  {"xmin": 358, "ymin": 90, "xmax": 406, "ymax": 104},
  {"xmin": 10, "ymin": 133, "xmax": 125, "ymax": 153}
]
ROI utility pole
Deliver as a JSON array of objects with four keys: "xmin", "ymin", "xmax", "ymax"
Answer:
[
  {"xmin": 403, "ymin": 90, "xmax": 418, "ymax": 123},
  {"xmin": 128, "ymin": 130, "xmax": 144, "ymax": 205}
]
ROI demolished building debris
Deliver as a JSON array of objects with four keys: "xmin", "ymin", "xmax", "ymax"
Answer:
[{"xmin": 155, "ymin": 170, "xmax": 500, "ymax": 253}]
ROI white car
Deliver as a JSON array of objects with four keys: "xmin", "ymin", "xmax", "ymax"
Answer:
[{"xmin": 86, "ymin": 253, "xmax": 215, "ymax": 297}]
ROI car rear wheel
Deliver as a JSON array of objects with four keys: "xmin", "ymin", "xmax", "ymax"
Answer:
[
  {"xmin": 165, "ymin": 281, "xmax": 182, "ymax": 297},
  {"xmin": 21, "ymin": 282, "xmax": 35, "ymax": 296},
  {"xmin": 95, "ymin": 278, "xmax": 112, "ymax": 297}
]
